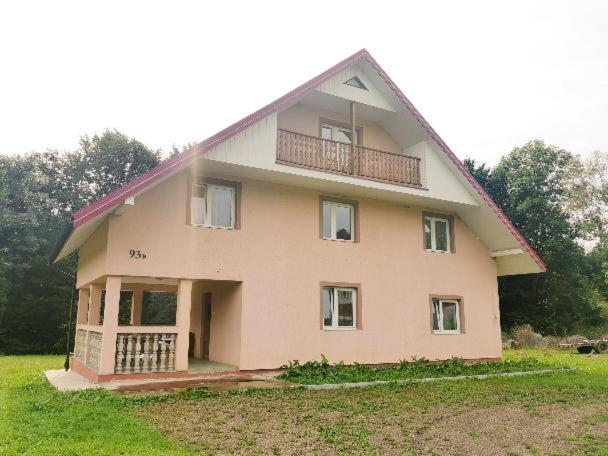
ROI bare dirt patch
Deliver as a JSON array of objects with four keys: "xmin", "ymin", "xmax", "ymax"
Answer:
[
  {"xmin": 411, "ymin": 403, "xmax": 608, "ymax": 455},
  {"xmin": 139, "ymin": 384, "xmax": 608, "ymax": 455}
]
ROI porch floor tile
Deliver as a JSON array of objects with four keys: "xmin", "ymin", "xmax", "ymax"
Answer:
[{"xmin": 188, "ymin": 358, "xmax": 237, "ymax": 372}]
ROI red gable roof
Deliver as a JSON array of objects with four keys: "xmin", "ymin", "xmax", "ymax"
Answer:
[{"xmin": 62, "ymin": 49, "xmax": 546, "ymax": 272}]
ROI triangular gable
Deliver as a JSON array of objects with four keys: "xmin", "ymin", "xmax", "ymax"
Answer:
[
  {"xmin": 315, "ymin": 64, "xmax": 395, "ymax": 112},
  {"xmin": 54, "ymin": 49, "xmax": 546, "ymax": 273}
]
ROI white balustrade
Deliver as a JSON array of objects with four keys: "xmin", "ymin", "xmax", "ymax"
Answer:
[{"xmin": 114, "ymin": 333, "xmax": 177, "ymax": 373}]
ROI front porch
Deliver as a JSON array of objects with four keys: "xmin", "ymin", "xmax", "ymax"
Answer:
[{"xmin": 72, "ymin": 275, "xmax": 242, "ymax": 382}]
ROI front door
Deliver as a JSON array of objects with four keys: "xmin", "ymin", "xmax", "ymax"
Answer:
[{"xmin": 202, "ymin": 292, "xmax": 212, "ymax": 359}]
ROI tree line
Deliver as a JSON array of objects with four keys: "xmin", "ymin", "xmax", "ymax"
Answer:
[{"xmin": 0, "ymin": 131, "xmax": 607, "ymax": 353}]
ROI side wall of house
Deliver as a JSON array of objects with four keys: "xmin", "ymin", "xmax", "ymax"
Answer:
[
  {"xmin": 89, "ymin": 170, "xmax": 500, "ymax": 369},
  {"xmin": 77, "ymin": 220, "xmax": 109, "ymax": 287}
]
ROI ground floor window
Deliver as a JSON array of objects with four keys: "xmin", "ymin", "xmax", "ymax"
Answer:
[
  {"xmin": 323, "ymin": 286, "xmax": 357, "ymax": 329},
  {"xmin": 432, "ymin": 298, "xmax": 461, "ymax": 334}
]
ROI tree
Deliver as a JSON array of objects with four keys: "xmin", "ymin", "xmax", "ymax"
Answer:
[
  {"xmin": 0, "ymin": 130, "xmax": 161, "ymax": 354},
  {"xmin": 466, "ymin": 141, "xmax": 607, "ymax": 335},
  {"xmin": 565, "ymin": 151, "xmax": 608, "ymax": 242}
]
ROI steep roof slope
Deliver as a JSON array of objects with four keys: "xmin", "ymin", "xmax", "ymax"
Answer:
[{"xmin": 51, "ymin": 49, "xmax": 545, "ymax": 274}]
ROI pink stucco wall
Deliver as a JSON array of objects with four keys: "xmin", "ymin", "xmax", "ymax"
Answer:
[{"xmin": 77, "ymin": 170, "xmax": 501, "ymax": 370}]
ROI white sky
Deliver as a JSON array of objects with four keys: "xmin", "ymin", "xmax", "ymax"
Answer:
[{"xmin": 0, "ymin": 1, "xmax": 606, "ymax": 165}]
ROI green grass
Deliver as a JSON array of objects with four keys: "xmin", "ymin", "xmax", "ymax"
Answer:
[
  {"xmin": 2, "ymin": 350, "xmax": 608, "ymax": 455},
  {"xmin": 0, "ymin": 355, "xmax": 193, "ymax": 455},
  {"xmin": 277, "ymin": 353, "xmax": 564, "ymax": 384}
]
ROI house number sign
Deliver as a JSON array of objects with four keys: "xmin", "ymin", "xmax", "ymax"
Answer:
[{"xmin": 129, "ymin": 249, "xmax": 147, "ymax": 259}]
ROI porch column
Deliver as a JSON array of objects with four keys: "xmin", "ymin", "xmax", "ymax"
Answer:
[
  {"xmin": 98, "ymin": 276, "xmax": 121, "ymax": 375},
  {"xmin": 76, "ymin": 288, "xmax": 90, "ymax": 324},
  {"xmin": 130, "ymin": 287, "xmax": 143, "ymax": 325},
  {"xmin": 175, "ymin": 279, "xmax": 193, "ymax": 371},
  {"xmin": 88, "ymin": 284, "xmax": 103, "ymax": 325}
]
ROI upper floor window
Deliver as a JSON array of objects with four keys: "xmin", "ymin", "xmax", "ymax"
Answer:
[
  {"xmin": 321, "ymin": 123, "xmax": 359, "ymax": 145},
  {"xmin": 191, "ymin": 182, "xmax": 236, "ymax": 229},
  {"xmin": 424, "ymin": 214, "xmax": 452, "ymax": 253},
  {"xmin": 323, "ymin": 286, "xmax": 357, "ymax": 330},
  {"xmin": 432, "ymin": 298, "xmax": 461, "ymax": 334},
  {"xmin": 322, "ymin": 199, "xmax": 356, "ymax": 242}
]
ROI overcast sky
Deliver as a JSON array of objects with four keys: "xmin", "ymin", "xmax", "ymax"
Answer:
[{"xmin": 1, "ymin": 1, "xmax": 606, "ymax": 165}]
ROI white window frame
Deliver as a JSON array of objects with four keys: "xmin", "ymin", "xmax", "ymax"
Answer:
[
  {"xmin": 432, "ymin": 299, "xmax": 461, "ymax": 334},
  {"xmin": 323, "ymin": 287, "xmax": 357, "ymax": 330},
  {"xmin": 191, "ymin": 183, "xmax": 236, "ymax": 229},
  {"xmin": 322, "ymin": 201, "xmax": 355, "ymax": 242},
  {"xmin": 425, "ymin": 216, "xmax": 451, "ymax": 253},
  {"xmin": 321, "ymin": 123, "xmax": 358, "ymax": 144}
]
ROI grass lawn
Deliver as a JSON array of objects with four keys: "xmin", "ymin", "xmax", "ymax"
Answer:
[
  {"xmin": 1, "ymin": 350, "xmax": 608, "ymax": 455},
  {"xmin": 0, "ymin": 356, "xmax": 192, "ymax": 455}
]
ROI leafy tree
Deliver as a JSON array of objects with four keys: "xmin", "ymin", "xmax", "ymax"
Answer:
[
  {"xmin": 466, "ymin": 141, "xmax": 607, "ymax": 335},
  {"xmin": 0, "ymin": 130, "xmax": 161, "ymax": 354}
]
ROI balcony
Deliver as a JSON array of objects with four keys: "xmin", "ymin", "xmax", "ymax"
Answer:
[{"xmin": 276, "ymin": 129, "xmax": 422, "ymax": 188}]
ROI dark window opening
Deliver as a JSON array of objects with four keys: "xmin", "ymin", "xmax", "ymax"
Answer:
[
  {"xmin": 344, "ymin": 76, "xmax": 368, "ymax": 90},
  {"xmin": 141, "ymin": 291, "xmax": 177, "ymax": 325}
]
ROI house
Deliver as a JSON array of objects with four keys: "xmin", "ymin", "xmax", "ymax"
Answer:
[{"xmin": 51, "ymin": 49, "xmax": 545, "ymax": 383}]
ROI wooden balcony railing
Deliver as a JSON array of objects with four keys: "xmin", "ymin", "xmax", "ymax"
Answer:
[{"xmin": 276, "ymin": 129, "xmax": 422, "ymax": 187}]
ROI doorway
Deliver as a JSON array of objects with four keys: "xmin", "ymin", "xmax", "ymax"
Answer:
[{"xmin": 202, "ymin": 292, "xmax": 212, "ymax": 359}]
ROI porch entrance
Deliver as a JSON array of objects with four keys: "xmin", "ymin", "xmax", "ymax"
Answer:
[
  {"xmin": 72, "ymin": 275, "xmax": 242, "ymax": 381},
  {"xmin": 188, "ymin": 279, "xmax": 242, "ymax": 372}
]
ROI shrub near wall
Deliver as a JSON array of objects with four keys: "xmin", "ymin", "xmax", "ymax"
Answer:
[{"xmin": 278, "ymin": 355, "xmax": 560, "ymax": 385}]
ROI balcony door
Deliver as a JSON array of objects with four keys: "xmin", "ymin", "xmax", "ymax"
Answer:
[{"xmin": 321, "ymin": 123, "xmax": 357, "ymax": 173}]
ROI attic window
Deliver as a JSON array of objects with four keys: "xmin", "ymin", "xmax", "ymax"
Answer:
[{"xmin": 344, "ymin": 76, "xmax": 368, "ymax": 90}]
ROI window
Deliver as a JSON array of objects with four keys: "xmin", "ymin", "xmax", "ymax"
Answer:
[
  {"xmin": 344, "ymin": 76, "xmax": 368, "ymax": 90},
  {"xmin": 323, "ymin": 287, "xmax": 357, "ymax": 329},
  {"xmin": 191, "ymin": 182, "xmax": 236, "ymax": 229},
  {"xmin": 322, "ymin": 200, "xmax": 355, "ymax": 241},
  {"xmin": 424, "ymin": 215, "xmax": 451, "ymax": 252},
  {"xmin": 321, "ymin": 123, "xmax": 358, "ymax": 144},
  {"xmin": 432, "ymin": 298, "xmax": 461, "ymax": 334}
]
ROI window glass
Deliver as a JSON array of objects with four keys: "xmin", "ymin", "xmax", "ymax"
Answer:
[
  {"xmin": 435, "ymin": 219, "xmax": 448, "ymax": 251},
  {"xmin": 322, "ymin": 202, "xmax": 331, "ymax": 239},
  {"xmin": 335, "ymin": 129, "xmax": 352, "ymax": 144},
  {"xmin": 337, "ymin": 289, "xmax": 354, "ymax": 327},
  {"xmin": 321, "ymin": 124, "xmax": 357, "ymax": 144},
  {"xmin": 432, "ymin": 299, "xmax": 440, "ymax": 331},
  {"xmin": 323, "ymin": 288, "xmax": 333, "ymax": 327},
  {"xmin": 322, "ymin": 200, "xmax": 355, "ymax": 241},
  {"xmin": 424, "ymin": 218, "xmax": 432, "ymax": 250},
  {"xmin": 442, "ymin": 301, "xmax": 458, "ymax": 331},
  {"xmin": 192, "ymin": 185, "xmax": 206, "ymax": 225},
  {"xmin": 210, "ymin": 186, "xmax": 233, "ymax": 228},
  {"xmin": 335, "ymin": 205, "xmax": 352, "ymax": 241}
]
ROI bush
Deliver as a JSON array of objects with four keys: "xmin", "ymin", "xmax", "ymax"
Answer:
[
  {"xmin": 565, "ymin": 334, "xmax": 588, "ymax": 344},
  {"xmin": 513, "ymin": 324, "xmax": 538, "ymax": 348},
  {"xmin": 542, "ymin": 336, "xmax": 559, "ymax": 348},
  {"xmin": 278, "ymin": 355, "xmax": 559, "ymax": 385}
]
